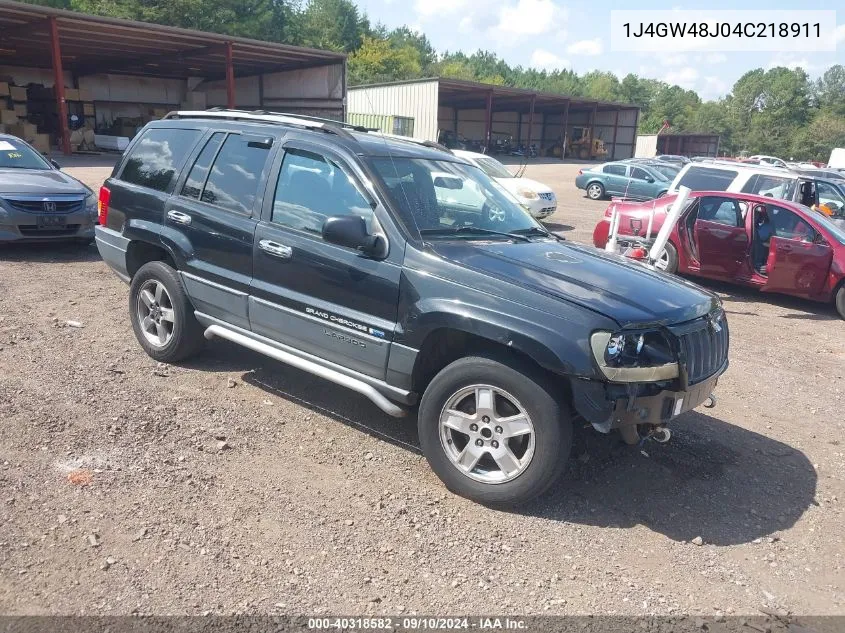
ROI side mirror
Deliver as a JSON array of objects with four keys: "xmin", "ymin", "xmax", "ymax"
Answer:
[
  {"xmin": 322, "ymin": 215, "xmax": 386, "ymax": 258},
  {"xmin": 50, "ymin": 159, "xmax": 61, "ymax": 170},
  {"xmin": 434, "ymin": 176, "xmax": 463, "ymax": 190},
  {"xmin": 645, "ymin": 176, "xmax": 654, "ymax": 183}
]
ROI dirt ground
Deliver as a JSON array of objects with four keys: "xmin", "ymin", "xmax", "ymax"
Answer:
[{"xmin": 1, "ymin": 156, "xmax": 843, "ymax": 620}]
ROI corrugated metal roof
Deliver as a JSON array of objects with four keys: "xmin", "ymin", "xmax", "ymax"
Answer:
[
  {"xmin": 0, "ymin": 0, "xmax": 344, "ymax": 79},
  {"xmin": 350, "ymin": 77, "xmax": 640, "ymax": 112}
]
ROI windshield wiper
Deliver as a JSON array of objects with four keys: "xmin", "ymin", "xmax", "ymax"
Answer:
[
  {"xmin": 420, "ymin": 226, "xmax": 532, "ymax": 242},
  {"xmin": 511, "ymin": 226, "xmax": 556, "ymax": 239}
]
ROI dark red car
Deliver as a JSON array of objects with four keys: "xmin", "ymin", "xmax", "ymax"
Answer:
[{"xmin": 593, "ymin": 191, "xmax": 845, "ymax": 319}]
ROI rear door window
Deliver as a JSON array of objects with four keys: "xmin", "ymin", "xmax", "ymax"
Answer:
[
  {"xmin": 769, "ymin": 206, "xmax": 816, "ymax": 242},
  {"xmin": 603, "ymin": 164, "xmax": 626, "ymax": 176},
  {"xmin": 677, "ymin": 166, "xmax": 737, "ymax": 192},
  {"xmin": 631, "ymin": 167, "xmax": 654, "ymax": 181},
  {"xmin": 181, "ymin": 132, "xmax": 225, "ymax": 200},
  {"xmin": 200, "ymin": 133, "xmax": 273, "ymax": 214},
  {"xmin": 740, "ymin": 174, "xmax": 796, "ymax": 200},
  {"xmin": 119, "ymin": 128, "xmax": 202, "ymax": 193},
  {"xmin": 697, "ymin": 196, "xmax": 743, "ymax": 227}
]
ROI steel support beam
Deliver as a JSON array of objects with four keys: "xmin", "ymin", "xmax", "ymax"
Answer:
[
  {"xmin": 225, "ymin": 41, "xmax": 235, "ymax": 109},
  {"xmin": 516, "ymin": 112, "xmax": 522, "ymax": 145},
  {"xmin": 611, "ymin": 108, "xmax": 620, "ymax": 161},
  {"xmin": 560, "ymin": 100, "xmax": 570, "ymax": 160},
  {"xmin": 587, "ymin": 102, "xmax": 598, "ymax": 160},
  {"xmin": 484, "ymin": 91, "xmax": 493, "ymax": 152},
  {"xmin": 49, "ymin": 17, "xmax": 71, "ymax": 156},
  {"xmin": 526, "ymin": 94, "xmax": 536, "ymax": 149},
  {"xmin": 453, "ymin": 107, "xmax": 459, "ymax": 133}
]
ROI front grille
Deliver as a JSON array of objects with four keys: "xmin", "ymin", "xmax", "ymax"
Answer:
[
  {"xmin": 540, "ymin": 207, "xmax": 556, "ymax": 214},
  {"xmin": 3, "ymin": 197, "xmax": 86, "ymax": 214},
  {"xmin": 19, "ymin": 224, "xmax": 81, "ymax": 236},
  {"xmin": 673, "ymin": 311, "xmax": 729, "ymax": 385},
  {"xmin": 538, "ymin": 192, "xmax": 555, "ymax": 201}
]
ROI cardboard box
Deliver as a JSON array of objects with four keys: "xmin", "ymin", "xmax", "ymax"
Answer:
[
  {"xmin": 0, "ymin": 81, "xmax": 9, "ymax": 97},
  {"xmin": 31, "ymin": 133, "xmax": 50, "ymax": 153},
  {"xmin": 13, "ymin": 103, "xmax": 26, "ymax": 117},
  {"xmin": 83, "ymin": 102, "xmax": 95, "ymax": 116},
  {"xmin": 11, "ymin": 121, "xmax": 37, "ymax": 140},
  {"xmin": 1, "ymin": 110, "xmax": 18, "ymax": 125},
  {"xmin": 10, "ymin": 85, "xmax": 27, "ymax": 101},
  {"xmin": 78, "ymin": 87, "xmax": 93, "ymax": 101},
  {"xmin": 64, "ymin": 88, "xmax": 80, "ymax": 101}
]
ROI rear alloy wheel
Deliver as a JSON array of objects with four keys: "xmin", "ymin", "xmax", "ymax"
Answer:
[
  {"xmin": 835, "ymin": 284, "xmax": 845, "ymax": 320},
  {"xmin": 586, "ymin": 182, "xmax": 605, "ymax": 200},
  {"xmin": 418, "ymin": 355, "xmax": 572, "ymax": 506},
  {"xmin": 653, "ymin": 241, "xmax": 679, "ymax": 274},
  {"xmin": 129, "ymin": 261, "xmax": 204, "ymax": 363}
]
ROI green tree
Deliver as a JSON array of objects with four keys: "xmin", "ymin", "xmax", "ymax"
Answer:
[
  {"xmin": 814, "ymin": 65, "xmax": 845, "ymax": 115},
  {"xmin": 298, "ymin": 0, "xmax": 368, "ymax": 52},
  {"xmin": 348, "ymin": 36, "xmax": 421, "ymax": 84}
]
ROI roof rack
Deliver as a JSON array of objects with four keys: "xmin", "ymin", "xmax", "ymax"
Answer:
[
  {"xmin": 366, "ymin": 131, "xmax": 454, "ymax": 155},
  {"xmin": 163, "ymin": 108, "xmax": 357, "ymax": 140}
]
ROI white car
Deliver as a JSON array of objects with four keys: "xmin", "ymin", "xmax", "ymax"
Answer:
[
  {"xmin": 453, "ymin": 150, "xmax": 557, "ymax": 220},
  {"xmin": 749, "ymin": 155, "xmax": 788, "ymax": 169}
]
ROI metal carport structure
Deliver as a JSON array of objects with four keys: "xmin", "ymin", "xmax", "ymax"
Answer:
[
  {"xmin": 348, "ymin": 78, "xmax": 640, "ymax": 160},
  {"xmin": 0, "ymin": 0, "xmax": 346, "ymax": 154}
]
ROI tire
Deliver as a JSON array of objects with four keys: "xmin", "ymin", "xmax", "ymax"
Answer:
[
  {"xmin": 835, "ymin": 284, "xmax": 845, "ymax": 320},
  {"xmin": 129, "ymin": 261, "xmax": 204, "ymax": 363},
  {"xmin": 656, "ymin": 190, "xmax": 668, "ymax": 198},
  {"xmin": 586, "ymin": 182, "xmax": 605, "ymax": 200},
  {"xmin": 653, "ymin": 240, "xmax": 679, "ymax": 274},
  {"xmin": 417, "ymin": 354, "xmax": 572, "ymax": 506}
]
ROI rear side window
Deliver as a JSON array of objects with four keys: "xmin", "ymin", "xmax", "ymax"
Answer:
[
  {"xmin": 741, "ymin": 174, "xmax": 796, "ymax": 200},
  {"xmin": 181, "ymin": 132, "xmax": 225, "ymax": 200},
  {"xmin": 677, "ymin": 166, "xmax": 737, "ymax": 192},
  {"xmin": 697, "ymin": 196, "xmax": 743, "ymax": 227},
  {"xmin": 200, "ymin": 134, "xmax": 273, "ymax": 214},
  {"xmin": 120, "ymin": 128, "xmax": 201, "ymax": 192},
  {"xmin": 603, "ymin": 164, "xmax": 626, "ymax": 176}
]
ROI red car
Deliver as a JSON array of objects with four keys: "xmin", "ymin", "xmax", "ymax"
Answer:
[{"xmin": 593, "ymin": 191, "xmax": 845, "ymax": 319}]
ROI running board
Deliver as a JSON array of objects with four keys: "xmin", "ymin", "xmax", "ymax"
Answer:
[{"xmin": 203, "ymin": 324, "xmax": 408, "ymax": 418}]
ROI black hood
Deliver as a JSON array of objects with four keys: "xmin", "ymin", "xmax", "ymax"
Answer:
[
  {"xmin": 0, "ymin": 168, "xmax": 91, "ymax": 195},
  {"xmin": 427, "ymin": 239, "xmax": 719, "ymax": 328}
]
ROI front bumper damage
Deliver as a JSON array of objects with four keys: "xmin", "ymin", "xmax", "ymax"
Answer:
[{"xmin": 570, "ymin": 365, "xmax": 726, "ymax": 434}]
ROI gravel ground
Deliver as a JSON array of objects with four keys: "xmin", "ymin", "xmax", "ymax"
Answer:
[{"xmin": 0, "ymin": 157, "xmax": 843, "ymax": 620}]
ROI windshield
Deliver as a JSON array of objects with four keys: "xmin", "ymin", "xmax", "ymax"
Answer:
[
  {"xmin": 0, "ymin": 137, "xmax": 51, "ymax": 170},
  {"xmin": 369, "ymin": 157, "xmax": 542, "ymax": 239},
  {"xmin": 809, "ymin": 206, "xmax": 845, "ymax": 245},
  {"xmin": 473, "ymin": 156, "xmax": 515, "ymax": 179}
]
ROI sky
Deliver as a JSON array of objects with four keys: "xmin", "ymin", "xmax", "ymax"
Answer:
[{"xmin": 355, "ymin": 0, "xmax": 845, "ymax": 101}]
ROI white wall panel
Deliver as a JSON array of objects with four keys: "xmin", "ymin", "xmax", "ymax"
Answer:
[{"xmin": 348, "ymin": 80, "xmax": 439, "ymax": 141}]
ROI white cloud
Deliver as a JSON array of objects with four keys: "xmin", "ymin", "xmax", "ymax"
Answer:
[
  {"xmin": 835, "ymin": 24, "xmax": 845, "ymax": 43},
  {"xmin": 660, "ymin": 53, "xmax": 688, "ymax": 67},
  {"xmin": 766, "ymin": 56, "xmax": 818, "ymax": 72},
  {"xmin": 664, "ymin": 66, "xmax": 699, "ymax": 89},
  {"xmin": 700, "ymin": 76, "xmax": 729, "ymax": 100},
  {"xmin": 497, "ymin": 0, "xmax": 565, "ymax": 36},
  {"xmin": 700, "ymin": 53, "xmax": 728, "ymax": 64},
  {"xmin": 530, "ymin": 49, "xmax": 570, "ymax": 71},
  {"xmin": 414, "ymin": 0, "xmax": 472, "ymax": 18},
  {"xmin": 566, "ymin": 38, "xmax": 603, "ymax": 56}
]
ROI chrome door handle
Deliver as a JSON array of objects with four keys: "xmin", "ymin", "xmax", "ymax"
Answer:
[
  {"xmin": 167, "ymin": 210, "xmax": 192, "ymax": 226},
  {"xmin": 259, "ymin": 239, "xmax": 293, "ymax": 259}
]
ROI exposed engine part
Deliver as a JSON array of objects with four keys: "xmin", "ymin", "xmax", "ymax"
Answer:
[
  {"xmin": 650, "ymin": 426, "xmax": 672, "ymax": 444},
  {"xmin": 619, "ymin": 424, "xmax": 640, "ymax": 446}
]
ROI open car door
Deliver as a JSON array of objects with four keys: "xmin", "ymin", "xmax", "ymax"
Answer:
[
  {"xmin": 763, "ymin": 236, "xmax": 833, "ymax": 297},
  {"xmin": 693, "ymin": 196, "xmax": 749, "ymax": 279}
]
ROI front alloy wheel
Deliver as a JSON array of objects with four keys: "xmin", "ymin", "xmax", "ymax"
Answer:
[
  {"xmin": 587, "ymin": 183, "xmax": 604, "ymax": 200},
  {"xmin": 439, "ymin": 384, "xmax": 535, "ymax": 484}
]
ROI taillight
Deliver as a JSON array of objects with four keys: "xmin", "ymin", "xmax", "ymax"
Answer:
[{"xmin": 98, "ymin": 186, "xmax": 111, "ymax": 225}]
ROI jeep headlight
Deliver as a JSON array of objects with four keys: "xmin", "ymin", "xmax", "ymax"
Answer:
[
  {"xmin": 516, "ymin": 188, "xmax": 539, "ymax": 200},
  {"xmin": 590, "ymin": 330, "xmax": 678, "ymax": 382}
]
